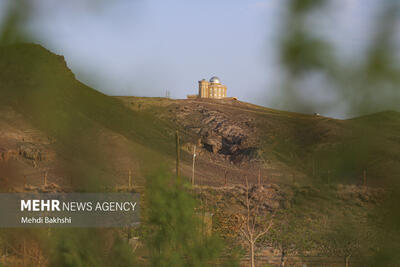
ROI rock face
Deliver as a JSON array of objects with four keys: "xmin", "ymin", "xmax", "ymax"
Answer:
[
  {"xmin": 18, "ymin": 143, "xmax": 45, "ymax": 162},
  {"xmin": 202, "ymin": 134, "xmax": 222, "ymax": 154},
  {"xmin": 0, "ymin": 143, "xmax": 50, "ymax": 163},
  {"xmin": 172, "ymin": 101, "xmax": 260, "ymax": 164}
]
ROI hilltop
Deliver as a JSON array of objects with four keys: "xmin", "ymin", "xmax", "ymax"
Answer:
[
  {"xmin": 116, "ymin": 96, "xmax": 400, "ymax": 188},
  {"xmin": 0, "ymin": 43, "xmax": 399, "ymax": 191}
]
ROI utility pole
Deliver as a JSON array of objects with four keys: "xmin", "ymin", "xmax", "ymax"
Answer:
[
  {"xmin": 176, "ymin": 131, "xmax": 180, "ymax": 179},
  {"xmin": 128, "ymin": 169, "xmax": 132, "ymax": 190},
  {"xmin": 44, "ymin": 171, "xmax": 47, "ymax": 186},
  {"xmin": 192, "ymin": 145, "xmax": 196, "ymax": 185},
  {"xmin": 258, "ymin": 168, "xmax": 261, "ymax": 185},
  {"xmin": 363, "ymin": 169, "xmax": 367, "ymax": 187}
]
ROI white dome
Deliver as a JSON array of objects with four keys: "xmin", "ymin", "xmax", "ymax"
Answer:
[{"xmin": 209, "ymin": 76, "xmax": 221, "ymax": 83}]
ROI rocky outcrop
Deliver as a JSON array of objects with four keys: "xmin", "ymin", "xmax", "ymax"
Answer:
[
  {"xmin": 172, "ymin": 102, "xmax": 260, "ymax": 164},
  {"xmin": 0, "ymin": 143, "xmax": 50, "ymax": 165},
  {"xmin": 202, "ymin": 134, "xmax": 222, "ymax": 153},
  {"xmin": 18, "ymin": 143, "xmax": 45, "ymax": 162}
]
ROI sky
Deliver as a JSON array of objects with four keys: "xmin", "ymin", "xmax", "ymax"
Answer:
[{"xmin": 0, "ymin": 0, "xmax": 389, "ymax": 118}]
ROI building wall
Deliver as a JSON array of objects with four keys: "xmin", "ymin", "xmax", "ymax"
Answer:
[{"xmin": 199, "ymin": 80, "xmax": 209, "ymax": 98}]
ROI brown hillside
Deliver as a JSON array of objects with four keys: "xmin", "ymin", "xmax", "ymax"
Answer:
[{"xmin": 0, "ymin": 43, "xmax": 398, "ymax": 191}]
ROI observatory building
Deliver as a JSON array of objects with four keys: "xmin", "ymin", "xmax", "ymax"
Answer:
[
  {"xmin": 197, "ymin": 76, "xmax": 227, "ymax": 99},
  {"xmin": 186, "ymin": 76, "xmax": 228, "ymax": 99},
  {"xmin": 198, "ymin": 76, "xmax": 227, "ymax": 99}
]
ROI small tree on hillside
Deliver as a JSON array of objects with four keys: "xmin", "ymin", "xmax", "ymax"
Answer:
[{"xmin": 236, "ymin": 178, "xmax": 274, "ymax": 267}]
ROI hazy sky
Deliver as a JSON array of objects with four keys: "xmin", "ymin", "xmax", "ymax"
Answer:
[{"xmin": 0, "ymin": 0, "xmax": 385, "ymax": 118}]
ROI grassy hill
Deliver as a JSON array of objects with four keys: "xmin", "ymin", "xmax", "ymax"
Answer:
[
  {"xmin": 0, "ymin": 44, "xmax": 177, "ymax": 190},
  {"xmin": 117, "ymin": 96, "xmax": 400, "ymax": 188},
  {"xmin": 0, "ymin": 43, "xmax": 399, "ymax": 191}
]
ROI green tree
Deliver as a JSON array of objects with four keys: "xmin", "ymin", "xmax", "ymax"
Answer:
[
  {"xmin": 143, "ymin": 168, "xmax": 236, "ymax": 267},
  {"xmin": 49, "ymin": 229, "xmax": 137, "ymax": 267}
]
